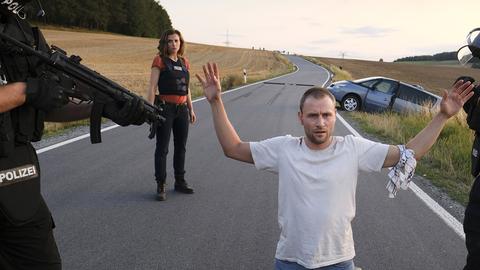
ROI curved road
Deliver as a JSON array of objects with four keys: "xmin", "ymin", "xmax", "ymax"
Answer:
[{"xmin": 39, "ymin": 56, "xmax": 466, "ymax": 269}]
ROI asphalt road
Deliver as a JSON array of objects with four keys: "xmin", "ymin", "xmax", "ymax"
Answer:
[{"xmin": 39, "ymin": 56, "xmax": 467, "ymax": 270}]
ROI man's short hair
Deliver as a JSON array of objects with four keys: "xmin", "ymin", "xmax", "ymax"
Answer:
[{"xmin": 299, "ymin": 87, "xmax": 336, "ymax": 112}]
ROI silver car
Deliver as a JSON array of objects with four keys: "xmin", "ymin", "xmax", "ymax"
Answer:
[{"xmin": 327, "ymin": 77, "xmax": 441, "ymax": 113}]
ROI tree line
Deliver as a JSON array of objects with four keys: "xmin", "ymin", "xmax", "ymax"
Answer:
[
  {"xmin": 394, "ymin": 51, "xmax": 480, "ymax": 68},
  {"xmin": 394, "ymin": 51, "xmax": 457, "ymax": 62},
  {"xmin": 26, "ymin": 0, "xmax": 172, "ymax": 38}
]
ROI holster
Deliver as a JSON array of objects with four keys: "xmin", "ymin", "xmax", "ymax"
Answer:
[{"xmin": 472, "ymin": 134, "xmax": 480, "ymax": 177}]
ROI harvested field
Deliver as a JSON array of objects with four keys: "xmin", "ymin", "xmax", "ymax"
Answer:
[
  {"xmin": 43, "ymin": 29, "xmax": 292, "ymax": 97},
  {"xmin": 41, "ymin": 29, "xmax": 293, "ymax": 134},
  {"xmin": 316, "ymin": 57, "xmax": 480, "ymax": 95}
]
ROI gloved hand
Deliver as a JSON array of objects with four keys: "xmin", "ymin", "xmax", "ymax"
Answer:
[
  {"xmin": 25, "ymin": 74, "xmax": 69, "ymax": 111},
  {"xmin": 102, "ymin": 97, "xmax": 147, "ymax": 126}
]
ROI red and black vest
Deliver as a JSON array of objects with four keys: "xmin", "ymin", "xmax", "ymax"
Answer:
[{"xmin": 157, "ymin": 56, "xmax": 189, "ymax": 96}]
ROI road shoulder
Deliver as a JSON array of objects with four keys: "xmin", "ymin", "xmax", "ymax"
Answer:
[{"xmin": 337, "ymin": 110, "xmax": 466, "ymax": 223}]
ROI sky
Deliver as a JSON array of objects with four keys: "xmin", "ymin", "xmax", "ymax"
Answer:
[{"xmin": 159, "ymin": 0, "xmax": 479, "ymax": 62}]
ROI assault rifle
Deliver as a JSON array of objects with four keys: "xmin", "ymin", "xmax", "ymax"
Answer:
[{"xmin": 0, "ymin": 31, "xmax": 164, "ymax": 143}]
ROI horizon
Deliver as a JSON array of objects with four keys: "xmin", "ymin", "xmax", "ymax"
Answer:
[{"xmin": 159, "ymin": 0, "xmax": 478, "ymax": 62}]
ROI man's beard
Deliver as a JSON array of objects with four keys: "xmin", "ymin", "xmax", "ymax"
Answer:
[{"xmin": 305, "ymin": 130, "xmax": 331, "ymax": 146}]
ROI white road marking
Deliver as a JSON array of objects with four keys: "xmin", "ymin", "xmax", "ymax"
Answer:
[
  {"xmin": 327, "ymin": 72, "xmax": 466, "ymax": 240},
  {"xmin": 36, "ymin": 63, "xmax": 300, "ymax": 155},
  {"xmin": 37, "ymin": 57, "xmax": 465, "ymax": 240}
]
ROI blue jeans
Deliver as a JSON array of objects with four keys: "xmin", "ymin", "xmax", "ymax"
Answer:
[{"xmin": 275, "ymin": 259, "xmax": 354, "ymax": 270}]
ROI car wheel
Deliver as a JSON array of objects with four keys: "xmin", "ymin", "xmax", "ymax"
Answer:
[{"xmin": 341, "ymin": 95, "xmax": 360, "ymax": 111}]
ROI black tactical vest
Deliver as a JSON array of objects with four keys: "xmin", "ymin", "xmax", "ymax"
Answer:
[
  {"xmin": 0, "ymin": 14, "xmax": 48, "ymax": 224},
  {"xmin": 157, "ymin": 56, "xmax": 189, "ymax": 96},
  {"xmin": 464, "ymin": 89, "xmax": 480, "ymax": 177}
]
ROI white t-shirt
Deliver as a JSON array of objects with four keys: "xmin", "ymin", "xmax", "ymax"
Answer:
[{"xmin": 250, "ymin": 135, "xmax": 389, "ymax": 268}]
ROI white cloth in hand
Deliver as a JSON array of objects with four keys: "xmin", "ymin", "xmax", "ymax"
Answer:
[{"xmin": 386, "ymin": 145, "xmax": 417, "ymax": 198}]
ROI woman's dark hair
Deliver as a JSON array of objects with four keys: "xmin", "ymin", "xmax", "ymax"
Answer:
[{"xmin": 157, "ymin": 29, "xmax": 185, "ymax": 57}]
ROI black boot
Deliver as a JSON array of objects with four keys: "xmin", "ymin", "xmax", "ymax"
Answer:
[
  {"xmin": 156, "ymin": 182, "xmax": 166, "ymax": 201},
  {"xmin": 174, "ymin": 178, "xmax": 194, "ymax": 194}
]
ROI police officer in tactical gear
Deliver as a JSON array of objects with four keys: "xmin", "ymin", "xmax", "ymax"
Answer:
[
  {"xmin": 147, "ymin": 29, "xmax": 196, "ymax": 201},
  {"xmin": 0, "ymin": 1, "xmax": 146, "ymax": 269},
  {"xmin": 457, "ymin": 28, "xmax": 480, "ymax": 270}
]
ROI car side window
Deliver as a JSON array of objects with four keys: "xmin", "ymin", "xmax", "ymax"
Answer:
[
  {"xmin": 359, "ymin": 79, "xmax": 379, "ymax": 88},
  {"xmin": 416, "ymin": 92, "xmax": 437, "ymax": 106},
  {"xmin": 373, "ymin": 80, "xmax": 398, "ymax": 94}
]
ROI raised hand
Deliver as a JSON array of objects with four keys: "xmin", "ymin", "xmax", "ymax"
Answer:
[
  {"xmin": 195, "ymin": 62, "xmax": 222, "ymax": 103},
  {"xmin": 440, "ymin": 80, "xmax": 475, "ymax": 118}
]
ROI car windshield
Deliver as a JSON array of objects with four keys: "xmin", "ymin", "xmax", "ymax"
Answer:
[{"xmin": 353, "ymin": 78, "xmax": 380, "ymax": 88}]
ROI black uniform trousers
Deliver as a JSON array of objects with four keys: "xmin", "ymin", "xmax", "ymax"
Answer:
[
  {"xmin": 0, "ymin": 199, "xmax": 61, "ymax": 270},
  {"xmin": 0, "ymin": 144, "xmax": 61, "ymax": 270},
  {"xmin": 464, "ymin": 175, "xmax": 480, "ymax": 270},
  {"xmin": 154, "ymin": 102, "xmax": 189, "ymax": 183}
]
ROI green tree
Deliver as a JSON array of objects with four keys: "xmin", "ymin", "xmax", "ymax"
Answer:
[{"xmin": 28, "ymin": 0, "xmax": 172, "ymax": 38}]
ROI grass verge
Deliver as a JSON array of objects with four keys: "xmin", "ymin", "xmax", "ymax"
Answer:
[
  {"xmin": 347, "ymin": 110, "xmax": 473, "ymax": 205},
  {"xmin": 304, "ymin": 55, "xmax": 474, "ymax": 205},
  {"xmin": 303, "ymin": 56, "xmax": 352, "ymax": 81}
]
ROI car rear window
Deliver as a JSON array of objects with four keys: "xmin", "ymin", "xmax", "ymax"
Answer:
[{"xmin": 396, "ymin": 84, "xmax": 437, "ymax": 105}]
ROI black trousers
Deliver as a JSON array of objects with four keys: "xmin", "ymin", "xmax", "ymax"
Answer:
[
  {"xmin": 155, "ymin": 102, "xmax": 189, "ymax": 183},
  {"xmin": 0, "ymin": 198, "xmax": 61, "ymax": 270},
  {"xmin": 464, "ymin": 175, "xmax": 480, "ymax": 270}
]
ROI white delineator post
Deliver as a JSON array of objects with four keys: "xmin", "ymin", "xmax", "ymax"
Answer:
[{"xmin": 243, "ymin": 68, "xmax": 247, "ymax": 83}]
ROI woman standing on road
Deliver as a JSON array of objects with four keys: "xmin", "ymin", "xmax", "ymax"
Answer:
[{"xmin": 147, "ymin": 29, "xmax": 196, "ymax": 201}]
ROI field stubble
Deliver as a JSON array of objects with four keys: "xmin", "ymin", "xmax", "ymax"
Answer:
[
  {"xmin": 316, "ymin": 57, "xmax": 480, "ymax": 95},
  {"xmin": 42, "ymin": 29, "xmax": 293, "ymax": 134}
]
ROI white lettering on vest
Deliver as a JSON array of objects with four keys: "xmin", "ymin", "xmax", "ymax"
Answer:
[
  {"xmin": 0, "ymin": 165, "xmax": 38, "ymax": 186},
  {"xmin": 1, "ymin": 1, "xmax": 25, "ymax": 15}
]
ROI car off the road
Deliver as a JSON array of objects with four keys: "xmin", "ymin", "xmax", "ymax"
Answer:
[{"xmin": 327, "ymin": 77, "xmax": 441, "ymax": 113}]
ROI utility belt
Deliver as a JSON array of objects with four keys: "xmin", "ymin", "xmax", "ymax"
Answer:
[{"xmin": 154, "ymin": 96, "xmax": 187, "ymax": 108}]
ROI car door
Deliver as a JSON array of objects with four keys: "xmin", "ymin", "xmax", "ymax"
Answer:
[{"xmin": 364, "ymin": 79, "xmax": 399, "ymax": 112}]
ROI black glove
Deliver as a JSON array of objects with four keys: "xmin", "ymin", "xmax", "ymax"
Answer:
[
  {"xmin": 25, "ymin": 74, "xmax": 69, "ymax": 111},
  {"xmin": 102, "ymin": 98, "xmax": 147, "ymax": 126}
]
